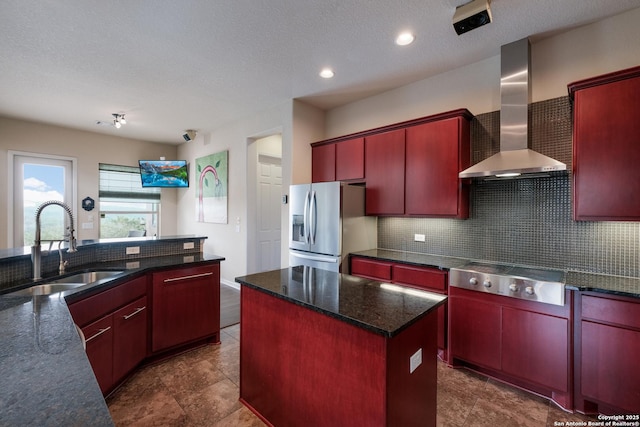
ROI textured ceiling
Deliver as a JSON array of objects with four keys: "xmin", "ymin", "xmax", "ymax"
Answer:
[{"xmin": 1, "ymin": 0, "xmax": 639, "ymax": 144}]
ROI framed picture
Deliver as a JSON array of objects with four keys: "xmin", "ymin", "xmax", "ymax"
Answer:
[{"xmin": 195, "ymin": 151, "xmax": 228, "ymax": 223}]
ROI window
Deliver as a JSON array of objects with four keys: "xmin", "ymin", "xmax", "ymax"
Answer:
[
  {"xmin": 99, "ymin": 164, "xmax": 160, "ymax": 238},
  {"xmin": 10, "ymin": 152, "xmax": 76, "ymax": 247}
]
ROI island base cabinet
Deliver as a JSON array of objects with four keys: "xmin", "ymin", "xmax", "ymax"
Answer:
[
  {"xmin": 151, "ymin": 264, "xmax": 220, "ymax": 352},
  {"xmin": 240, "ymin": 286, "xmax": 438, "ymax": 427}
]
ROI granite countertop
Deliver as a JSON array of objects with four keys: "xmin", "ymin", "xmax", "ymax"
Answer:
[
  {"xmin": 566, "ymin": 270, "xmax": 640, "ymax": 299},
  {"xmin": 350, "ymin": 249, "xmax": 640, "ymax": 299},
  {"xmin": 350, "ymin": 249, "xmax": 468, "ymax": 270},
  {"xmin": 0, "ymin": 253, "xmax": 224, "ymax": 426},
  {"xmin": 235, "ymin": 266, "xmax": 447, "ymax": 338}
]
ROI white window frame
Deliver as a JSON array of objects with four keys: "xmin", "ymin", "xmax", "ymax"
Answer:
[
  {"xmin": 98, "ymin": 163, "xmax": 161, "ymax": 238},
  {"xmin": 7, "ymin": 151, "xmax": 77, "ymax": 248}
]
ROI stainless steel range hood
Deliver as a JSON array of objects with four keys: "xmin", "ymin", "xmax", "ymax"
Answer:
[{"xmin": 459, "ymin": 38, "xmax": 566, "ymax": 179}]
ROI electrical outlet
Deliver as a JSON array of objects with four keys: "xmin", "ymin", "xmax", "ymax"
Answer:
[
  {"xmin": 409, "ymin": 348, "xmax": 423, "ymax": 374},
  {"xmin": 183, "ymin": 242, "xmax": 195, "ymax": 250},
  {"xmin": 414, "ymin": 233, "xmax": 425, "ymax": 242},
  {"xmin": 126, "ymin": 246, "xmax": 140, "ymax": 255}
]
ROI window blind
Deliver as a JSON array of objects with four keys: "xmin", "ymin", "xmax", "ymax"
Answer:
[{"xmin": 99, "ymin": 163, "xmax": 160, "ymax": 201}]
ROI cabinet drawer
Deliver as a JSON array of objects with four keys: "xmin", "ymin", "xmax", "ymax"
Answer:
[
  {"xmin": 68, "ymin": 275, "xmax": 147, "ymax": 327},
  {"xmin": 392, "ymin": 264, "xmax": 446, "ymax": 292},
  {"xmin": 582, "ymin": 294, "xmax": 640, "ymax": 329},
  {"xmin": 350, "ymin": 257, "xmax": 392, "ymax": 281},
  {"xmin": 81, "ymin": 314, "xmax": 114, "ymax": 394}
]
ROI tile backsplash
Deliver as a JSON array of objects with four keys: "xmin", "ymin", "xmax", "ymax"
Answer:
[{"xmin": 378, "ymin": 97, "xmax": 640, "ymax": 277}]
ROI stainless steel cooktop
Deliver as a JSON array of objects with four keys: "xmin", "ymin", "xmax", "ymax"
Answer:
[{"xmin": 449, "ymin": 262, "xmax": 566, "ymax": 306}]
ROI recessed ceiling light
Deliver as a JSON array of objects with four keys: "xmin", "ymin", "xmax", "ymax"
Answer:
[
  {"xmin": 319, "ymin": 68, "xmax": 335, "ymax": 79},
  {"xmin": 395, "ymin": 32, "xmax": 415, "ymax": 46}
]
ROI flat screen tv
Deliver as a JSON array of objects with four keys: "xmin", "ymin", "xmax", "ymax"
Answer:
[{"xmin": 139, "ymin": 160, "xmax": 189, "ymax": 188}]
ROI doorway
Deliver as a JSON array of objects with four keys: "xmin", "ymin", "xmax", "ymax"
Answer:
[{"xmin": 247, "ymin": 134, "xmax": 282, "ymax": 274}]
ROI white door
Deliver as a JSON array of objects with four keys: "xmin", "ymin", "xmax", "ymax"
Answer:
[
  {"xmin": 257, "ymin": 154, "xmax": 282, "ymax": 272},
  {"xmin": 10, "ymin": 152, "xmax": 75, "ymax": 247}
]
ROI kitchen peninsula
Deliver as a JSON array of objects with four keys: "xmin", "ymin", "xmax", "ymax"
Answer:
[
  {"xmin": 235, "ymin": 266, "xmax": 447, "ymax": 427},
  {"xmin": 0, "ymin": 236, "xmax": 223, "ymax": 426}
]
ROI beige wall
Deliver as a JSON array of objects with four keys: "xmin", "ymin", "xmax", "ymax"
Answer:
[
  {"xmin": 0, "ymin": 117, "xmax": 178, "ymax": 249},
  {"xmin": 325, "ymin": 7, "xmax": 640, "ymax": 138}
]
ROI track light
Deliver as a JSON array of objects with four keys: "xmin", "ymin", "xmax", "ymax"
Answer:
[{"xmin": 112, "ymin": 113, "xmax": 126, "ymax": 129}]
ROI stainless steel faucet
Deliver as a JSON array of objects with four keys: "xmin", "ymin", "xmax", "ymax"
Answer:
[{"xmin": 31, "ymin": 201, "xmax": 77, "ymax": 281}]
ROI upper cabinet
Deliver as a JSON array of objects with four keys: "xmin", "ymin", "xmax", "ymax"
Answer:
[
  {"xmin": 336, "ymin": 137, "xmax": 365, "ymax": 181},
  {"xmin": 405, "ymin": 117, "xmax": 470, "ymax": 217},
  {"xmin": 311, "ymin": 143, "xmax": 335, "ymax": 183},
  {"xmin": 311, "ymin": 137, "xmax": 365, "ymax": 183},
  {"xmin": 365, "ymin": 129, "xmax": 406, "ymax": 215},
  {"xmin": 569, "ymin": 65, "xmax": 640, "ymax": 221},
  {"xmin": 311, "ymin": 109, "xmax": 472, "ymax": 218}
]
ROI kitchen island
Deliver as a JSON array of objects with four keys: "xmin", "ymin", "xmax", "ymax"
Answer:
[{"xmin": 235, "ymin": 266, "xmax": 447, "ymax": 427}]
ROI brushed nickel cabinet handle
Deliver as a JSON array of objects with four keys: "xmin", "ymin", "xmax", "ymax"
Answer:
[
  {"xmin": 85, "ymin": 326, "xmax": 111, "ymax": 343},
  {"xmin": 163, "ymin": 272, "xmax": 213, "ymax": 283},
  {"xmin": 123, "ymin": 306, "xmax": 146, "ymax": 320}
]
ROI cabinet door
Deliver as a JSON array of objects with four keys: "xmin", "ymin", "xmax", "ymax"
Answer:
[
  {"xmin": 350, "ymin": 257, "xmax": 392, "ymax": 281},
  {"xmin": 336, "ymin": 137, "xmax": 364, "ymax": 181},
  {"xmin": 405, "ymin": 118, "xmax": 467, "ymax": 217},
  {"xmin": 502, "ymin": 308, "xmax": 568, "ymax": 392},
  {"xmin": 112, "ymin": 296, "xmax": 148, "ymax": 384},
  {"xmin": 312, "ymin": 144, "xmax": 335, "ymax": 183},
  {"xmin": 573, "ymin": 74, "xmax": 640, "ymax": 220},
  {"xmin": 365, "ymin": 129, "xmax": 405, "ymax": 215},
  {"xmin": 449, "ymin": 293, "xmax": 501, "ymax": 370},
  {"xmin": 581, "ymin": 322, "xmax": 640, "ymax": 412},
  {"xmin": 152, "ymin": 265, "xmax": 220, "ymax": 352},
  {"xmin": 82, "ymin": 314, "xmax": 114, "ymax": 394}
]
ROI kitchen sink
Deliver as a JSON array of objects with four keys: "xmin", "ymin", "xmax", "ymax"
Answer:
[
  {"xmin": 10, "ymin": 283, "xmax": 89, "ymax": 296},
  {"xmin": 48, "ymin": 271, "xmax": 123, "ymax": 284},
  {"xmin": 9, "ymin": 270, "xmax": 124, "ymax": 296}
]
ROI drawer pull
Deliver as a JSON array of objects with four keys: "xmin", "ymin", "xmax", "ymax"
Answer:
[
  {"xmin": 85, "ymin": 327, "xmax": 111, "ymax": 343},
  {"xmin": 163, "ymin": 272, "xmax": 213, "ymax": 283},
  {"xmin": 123, "ymin": 306, "xmax": 146, "ymax": 320}
]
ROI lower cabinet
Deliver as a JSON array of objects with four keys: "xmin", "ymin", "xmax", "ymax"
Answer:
[
  {"xmin": 151, "ymin": 264, "xmax": 220, "ymax": 352},
  {"xmin": 82, "ymin": 314, "xmax": 114, "ymax": 394},
  {"xmin": 68, "ymin": 261, "xmax": 221, "ymax": 396},
  {"xmin": 350, "ymin": 256, "xmax": 448, "ymax": 358},
  {"xmin": 577, "ymin": 293, "xmax": 640, "ymax": 414},
  {"xmin": 69, "ymin": 275, "xmax": 147, "ymax": 394},
  {"xmin": 448, "ymin": 286, "xmax": 571, "ymax": 410},
  {"xmin": 112, "ymin": 296, "xmax": 148, "ymax": 384}
]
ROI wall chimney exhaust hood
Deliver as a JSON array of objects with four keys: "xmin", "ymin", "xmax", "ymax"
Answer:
[{"xmin": 459, "ymin": 38, "xmax": 567, "ymax": 179}]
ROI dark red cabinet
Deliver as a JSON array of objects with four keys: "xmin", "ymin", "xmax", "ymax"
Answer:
[
  {"xmin": 502, "ymin": 307, "xmax": 568, "ymax": 392},
  {"xmin": 448, "ymin": 286, "xmax": 571, "ymax": 410},
  {"xmin": 577, "ymin": 293, "xmax": 640, "ymax": 414},
  {"xmin": 365, "ymin": 129, "xmax": 406, "ymax": 215},
  {"xmin": 569, "ymin": 65, "xmax": 640, "ymax": 221},
  {"xmin": 81, "ymin": 314, "xmax": 114, "ymax": 394},
  {"xmin": 151, "ymin": 264, "xmax": 220, "ymax": 352},
  {"xmin": 350, "ymin": 256, "xmax": 448, "ymax": 358},
  {"xmin": 336, "ymin": 137, "xmax": 364, "ymax": 181},
  {"xmin": 405, "ymin": 117, "xmax": 470, "ymax": 218},
  {"xmin": 311, "ymin": 143, "xmax": 335, "ymax": 183},
  {"xmin": 448, "ymin": 291, "xmax": 501, "ymax": 371},
  {"xmin": 112, "ymin": 296, "xmax": 148, "ymax": 384},
  {"xmin": 69, "ymin": 275, "xmax": 147, "ymax": 395}
]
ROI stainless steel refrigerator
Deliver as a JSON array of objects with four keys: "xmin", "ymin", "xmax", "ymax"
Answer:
[{"xmin": 289, "ymin": 181, "xmax": 377, "ymax": 273}]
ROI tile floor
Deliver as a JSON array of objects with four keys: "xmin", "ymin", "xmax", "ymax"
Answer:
[{"xmin": 107, "ymin": 285, "xmax": 600, "ymax": 426}]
